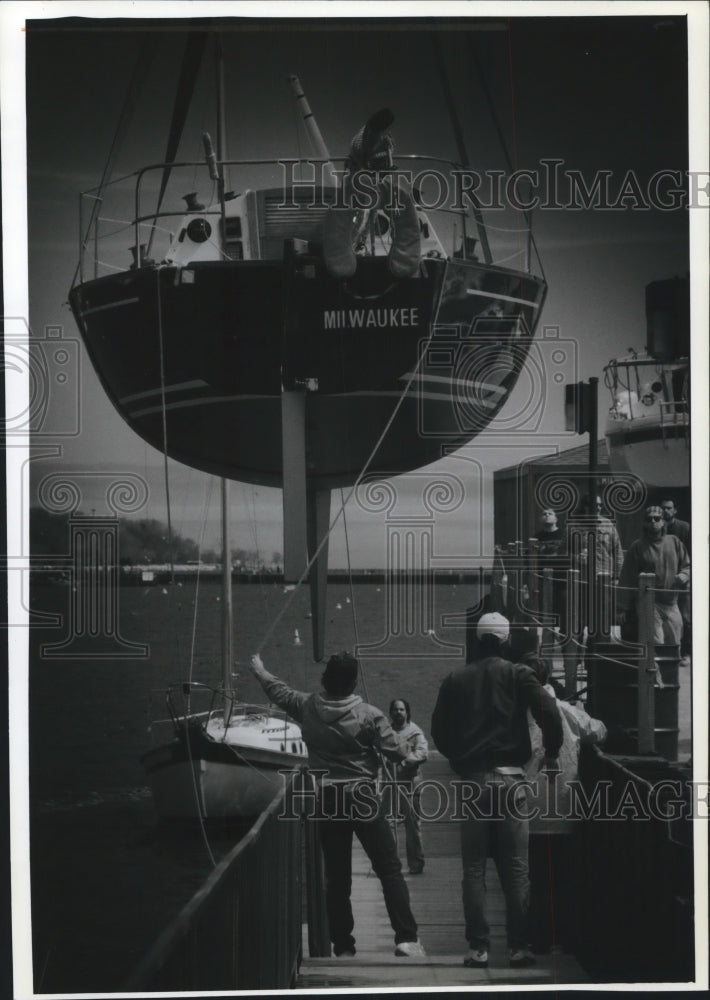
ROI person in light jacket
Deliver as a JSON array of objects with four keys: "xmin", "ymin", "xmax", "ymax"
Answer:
[
  {"xmin": 386, "ymin": 699, "xmax": 429, "ymax": 875},
  {"xmin": 248, "ymin": 651, "xmax": 425, "ymax": 959},
  {"xmin": 525, "ymin": 659, "xmax": 607, "ymax": 954}
]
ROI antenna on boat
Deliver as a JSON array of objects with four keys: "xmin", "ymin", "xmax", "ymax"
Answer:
[{"xmin": 288, "ymin": 74, "xmax": 338, "ymax": 187}]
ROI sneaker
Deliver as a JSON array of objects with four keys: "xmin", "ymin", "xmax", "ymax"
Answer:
[
  {"xmin": 463, "ymin": 948, "xmax": 488, "ymax": 968},
  {"xmin": 334, "ymin": 946, "xmax": 356, "ymax": 958},
  {"xmin": 509, "ymin": 948, "xmax": 536, "ymax": 968},
  {"xmin": 394, "ymin": 940, "xmax": 426, "ymax": 957}
]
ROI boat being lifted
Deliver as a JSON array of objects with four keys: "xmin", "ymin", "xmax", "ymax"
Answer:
[{"xmin": 68, "ymin": 50, "xmax": 548, "ymax": 819}]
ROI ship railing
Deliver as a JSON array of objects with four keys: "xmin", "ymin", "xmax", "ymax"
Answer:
[
  {"xmin": 76, "ymin": 154, "xmax": 542, "ymax": 282},
  {"xmin": 123, "ymin": 767, "xmax": 307, "ymax": 992},
  {"xmin": 604, "ymin": 356, "xmax": 689, "ymax": 423},
  {"xmin": 658, "ymin": 396, "xmax": 690, "ymax": 431}
]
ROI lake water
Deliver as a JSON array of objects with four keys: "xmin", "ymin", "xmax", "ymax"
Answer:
[
  {"xmin": 24, "ymin": 575, "xmax": 692, "ymax": 993},
  {"xmin": 27, "ymin": 578, "xmax": 478, "ymax": 994}
]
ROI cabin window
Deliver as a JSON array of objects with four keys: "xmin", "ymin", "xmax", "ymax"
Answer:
[
  {"xmin": 186, "ymin": 218, "xmax": 211, "ymax": 243},
  {"xmin": 225, "ymin": 217, "xmax": 242, "ymax": 239},
  {"xmin": 225, "ymin": 242, "xmax": 243, "ymax": 261}
]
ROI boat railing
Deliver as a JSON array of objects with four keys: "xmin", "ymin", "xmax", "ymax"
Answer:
[
  {"xmin": 604, "ymin": 357, "xmax": 689, "ymax": 423},
  {"xmin": 160, "ymin": 683, "xmax": 294, "ymax": 740},
  {"xmin": 76, "ymin": 153, "xmax": 541, "ymax": 282},
  {"xmin": 123, "ymin": 767, "xmax": 306, "ymax": 992},
  {"xmin": 164, "ymin": 681, "xmax": 231, "ymax": 735}
]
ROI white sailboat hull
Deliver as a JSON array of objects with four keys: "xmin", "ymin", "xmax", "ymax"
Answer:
[{"xmin": 142, "ymin": 710, "xmax": 307, "ymax": 820}]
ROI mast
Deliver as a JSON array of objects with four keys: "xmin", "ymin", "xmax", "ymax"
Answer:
[
  {"xmin": 288, "ymin": 75, "xmax": 338, "ymax": 187},
  {"xmin": 215, "ymin": 33, "xmax": 233, "ymax": 719},
  {"xmin": 221, "ymin": 478, "xmax": 233, "ymax": 721}
]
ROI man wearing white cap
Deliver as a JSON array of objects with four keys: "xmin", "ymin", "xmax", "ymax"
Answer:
[{"xmin": 431, "ymin": 612, "xmax": 563, "ymax": 971}]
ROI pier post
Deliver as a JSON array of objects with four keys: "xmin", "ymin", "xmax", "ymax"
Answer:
[
  {"xmin": 563, "ymin": 568, "xmax": 581, "ymax": 699},
  {"xmin": 637, "ymin": 572, "xmax": 656, "ymax": 754}
]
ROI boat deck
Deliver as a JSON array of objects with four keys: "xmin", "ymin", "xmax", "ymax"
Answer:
[{"xmin": 296, "ymin": 753, "xmax": 589, "ymax": 989}]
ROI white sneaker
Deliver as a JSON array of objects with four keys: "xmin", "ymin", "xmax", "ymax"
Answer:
[
  {"xmin": 463, "ymin": 948, "xmax": 488, "ymax": 968},
  {"xmin": 394, "ymin": 940, "xmax": 426, "ymax": 957},
  {"xmin": 509, "ymin": 948, "xmax": 536, "ymax": 968}
]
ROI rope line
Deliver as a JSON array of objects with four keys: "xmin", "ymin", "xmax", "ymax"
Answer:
[{"xmin": 341, "ymin": 487, "xmax": 368, "ymax": 703}]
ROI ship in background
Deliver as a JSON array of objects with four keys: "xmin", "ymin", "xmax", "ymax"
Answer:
[{"xmin": 604, "ymin": 275, "xmax": 690, "ymax": 488}]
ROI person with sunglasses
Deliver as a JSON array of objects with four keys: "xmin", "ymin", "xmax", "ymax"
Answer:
[{"xmin": 615, "ymin": 505, "xmax": 690, "ymax": 646}]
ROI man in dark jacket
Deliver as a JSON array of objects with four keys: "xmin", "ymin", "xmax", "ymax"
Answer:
[
  {"xmin": 248, "ymin": 650, "xmax": 425, "ymax": 959},
  {"xmin": 431, "ymin": 613, "xmax": 563, "ymax": 970}
]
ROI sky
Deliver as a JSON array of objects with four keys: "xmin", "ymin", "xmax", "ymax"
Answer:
[{"xmin": 3, "ymin": 1, "xmax": 706, "ymax": 568}]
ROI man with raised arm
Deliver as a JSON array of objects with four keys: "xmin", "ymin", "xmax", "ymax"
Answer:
[{"xmin": 248, "ymin": 650, "xmax": 425, "ymax": 959}]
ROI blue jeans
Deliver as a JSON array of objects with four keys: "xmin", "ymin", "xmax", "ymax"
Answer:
[
  {"xmin": 318, "ymin": 782, "xmax": 418, "ymax": 954},
  {"xmin": 459, "ymin": 771, "xmax": 530, "ymax": 951}
]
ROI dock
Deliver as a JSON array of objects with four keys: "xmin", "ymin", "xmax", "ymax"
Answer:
[{"xmin": 297, "ymin": 754, "xmax": 588, "ymax": 989}]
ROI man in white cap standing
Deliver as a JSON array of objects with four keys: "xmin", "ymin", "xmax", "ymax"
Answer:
[{"xmin": 431, "ymin": 612, "xmax": 563, "ymax": 971}]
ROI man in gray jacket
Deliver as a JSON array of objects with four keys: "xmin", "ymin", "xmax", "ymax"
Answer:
[{"xmin": 249, "ymin": 650, "xmax": 425, "ymax": 959}]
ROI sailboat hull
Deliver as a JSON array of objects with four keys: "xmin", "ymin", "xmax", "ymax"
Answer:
[
  {"xmin": 69, "ymin": 255, "xmax": 546, "ymax": 489},
  {"xmin": 141, "ymin": 742, "xmax": 296, "ymax": 819},
  {"xmin": 141, "ymin": 712, "xmax": 307, "ymax": 819}
]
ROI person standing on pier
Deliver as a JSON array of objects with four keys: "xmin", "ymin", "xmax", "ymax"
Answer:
[
  {"xmin": 248, "ymin": 651, "xmax": 426, "ymax": 959},
  {"xmin": 616, "ymin": 505, "xmax": 690, "ymax": 647},
  {"xmin": 386, "ymin": 698, "xmax": 429, "ymax": 875},
  {"xmin": 525, "ymin": 659, "xmax": 607, "ymax": 955},
  {"xmin": 430, "ymin": 612, "xmax": 563, "ymax": 970},
  {"xmin": 661, "ymin": 499, "xmax": 691, "ymax": 667}
]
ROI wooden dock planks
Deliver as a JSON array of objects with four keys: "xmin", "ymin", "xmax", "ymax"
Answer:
[{"xmin": 297, "ymin": 753, "xmax": 589, "ymax": 988}]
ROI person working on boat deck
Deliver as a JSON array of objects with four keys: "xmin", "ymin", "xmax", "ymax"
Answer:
[
  {"xmin": 430, "ymin": 613, "xmax": 563, "ymax": 971},
  {"xmin": 616, "ymin": 505, "xmax": 690, "ymax": 646},
  {"xmin": 248, "ymin": 651, "xmax": 426, "ymax": 958},
  {"xmin": 385, "ymin": 699, "xmax": 428, "ymax": 875},
  {"xmin": 324, "ymin": 108, "xmax": 420, "ymax": 280}
]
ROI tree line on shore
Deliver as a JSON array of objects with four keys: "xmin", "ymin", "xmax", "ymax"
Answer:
[{"xmin": 30, "ymin": 508, "xmax": 280, "ymax": 569}]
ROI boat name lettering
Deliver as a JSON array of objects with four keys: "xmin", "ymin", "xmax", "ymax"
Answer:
[{"xmin": 324, "ymin": 307, "xmax": 420, "ymax": 330}]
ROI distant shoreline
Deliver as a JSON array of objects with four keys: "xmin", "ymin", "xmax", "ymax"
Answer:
[{"xmin": 32, "ymin": 567, "xmax": 493, "ymax": 586}]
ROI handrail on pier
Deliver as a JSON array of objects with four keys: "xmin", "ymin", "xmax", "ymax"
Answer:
[{"xmin": 123, "ymin": 769, "xmax": 308, "ymax": 993}]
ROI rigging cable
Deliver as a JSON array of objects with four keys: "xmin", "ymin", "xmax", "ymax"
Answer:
[
  {"xmin": 156, "ymin": 270, "xmax": 217, "ymax": 863},
  {"xmin": 71, "ymin": 35, "xmax": 160, "ymax": 288},
  {"xmin": 340, "ymin": 487, "xmax": 369, "ymax": 705},
  {"xmin": 465, "ymin": 30, "xmax": 546, "ymax": 282},
  {"xmin": 155, "ymin": 268, "xmax": 176, "ymax": 586}
]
